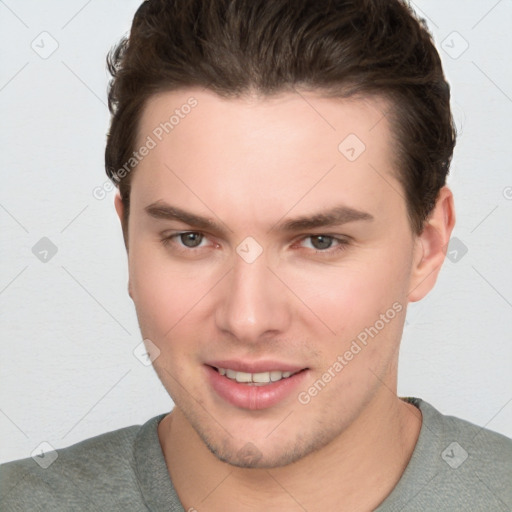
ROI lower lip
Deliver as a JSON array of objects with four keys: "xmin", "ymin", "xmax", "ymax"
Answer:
[{"xmin": 205, "ymin": 365, "xmax": 308, "ymax": 410}]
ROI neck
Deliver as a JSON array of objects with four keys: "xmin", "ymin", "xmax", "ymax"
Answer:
[{"xmin": 158, "ymin": 391, "xmax": 422, "ymax": 512}]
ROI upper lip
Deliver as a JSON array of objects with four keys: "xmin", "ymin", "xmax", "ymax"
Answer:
[{"xmin": 206, "ymin": 360, "xmax": 307, "ymax": 373}]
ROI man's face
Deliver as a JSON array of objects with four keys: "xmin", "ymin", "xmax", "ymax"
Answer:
[{"xmin": 121, "ymin": 89, "xmax": 423, "ymax": 468}]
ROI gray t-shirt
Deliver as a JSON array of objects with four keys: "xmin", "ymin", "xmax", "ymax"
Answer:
[{"xmin": 1, "ymin": 397, "xmax": 511, "ymax": 511}]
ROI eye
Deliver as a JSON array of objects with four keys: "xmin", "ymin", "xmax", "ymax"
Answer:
[
  {"xmin": 179, "ymin": 232, "xmax": 204, "ymax": 248},
  {"xmin": 305, "ymin": 235, "xmax": 335, "ymax": 250},
  {"xmin": 161, "ymin": 231, "xmax": 208, "ymax": 249},
  {"xmin": 301, "ymin": 235, "xmax": 341, "ymax": 251}
]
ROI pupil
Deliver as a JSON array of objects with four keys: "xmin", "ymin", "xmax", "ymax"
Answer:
[
  {"xmin": 181, "ymin": 232, "xmax": 202, "ymax": 247},
  {"xmin": 312, "ymin": 235, "xmax": 332, "ymax": 250}
]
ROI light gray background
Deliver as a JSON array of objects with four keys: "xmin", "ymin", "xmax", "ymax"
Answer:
[{"xmin": 1, "ymin": 0, "xmax": 511, "ymax": 463}]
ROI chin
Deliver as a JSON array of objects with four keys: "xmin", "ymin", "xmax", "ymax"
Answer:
[{"xmin": 199, "ymin": 427, "xmax": 332, "ymax": 469}]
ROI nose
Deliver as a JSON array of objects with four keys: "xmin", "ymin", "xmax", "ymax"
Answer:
[{"xmin": 215, "ymin": 252, "xmax": 292, "ymax": 344}]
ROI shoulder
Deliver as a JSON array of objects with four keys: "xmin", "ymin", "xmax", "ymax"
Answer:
[
  {"xmin": 380, "ymin": 398, "xmax": 512, "ymax": 511},
  {"xmin": 0, "ymin": 418, "xmax": 160, "ymax": 512},
  {"xmin": 420, "ymin": 398, "xmax": 512, "ymax": 475}
]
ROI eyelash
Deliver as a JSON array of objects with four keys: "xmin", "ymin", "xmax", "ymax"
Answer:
[{"xmin": 160, "ymin": 232, "xmax": 350, "ymax": 256}]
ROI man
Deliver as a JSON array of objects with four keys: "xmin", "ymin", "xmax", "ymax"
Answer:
[{"xmin": 1, "ymin": 0, "xmax": 511, "ymax": 510}]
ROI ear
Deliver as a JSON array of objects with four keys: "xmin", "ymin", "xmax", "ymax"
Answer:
[
  {"xmin": 408, "ymin": 186, "xmax": 456, "ymax": 303},
  {"xmin": 114, "ymin": 191, "xmax": 129, "ymax": 251},
  {"xmin": 114, "ymin": 191, "xmax": 134, "ymax": 299}
]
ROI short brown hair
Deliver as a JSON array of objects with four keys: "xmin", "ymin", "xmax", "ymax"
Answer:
[{"xmin": 105, "ymin": 0, "xmax": 456, "ymax": 235}]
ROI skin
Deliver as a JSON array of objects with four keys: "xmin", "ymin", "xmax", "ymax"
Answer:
[{"xmin": 115, "ymin": 88, "xmax": 455, "ymax": 511}]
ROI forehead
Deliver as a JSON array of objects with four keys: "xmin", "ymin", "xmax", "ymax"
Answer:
[
  {"xmin": 137, "ymin": 88, "xmax": 393, "ymax": 157},
  {"xmin": 131, "ymin": 88, "xmax": 404, "ymax": 228}
]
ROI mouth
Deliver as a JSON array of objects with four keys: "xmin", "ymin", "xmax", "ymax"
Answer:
[
  {"xmin": 211, "ymin": 366, "xmax": 304, "ymax": 386},
  {"xmin": 205, "ymin": 362, "xmax": 309, "ymax": 410}
]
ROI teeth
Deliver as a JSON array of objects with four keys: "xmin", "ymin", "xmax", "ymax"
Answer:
[
  {"xmin": 270, "ymin": 370, "xmax": 283, "ymax": 382},
  {"xmin": 252, "ymin": 372, "xmax": 270, "ymax": 383},
  {"xmin": 226, "ymin": 369, "xmax": 237, "ymax": 379},
  {"xmin": 235, "ymin": 371, "xmax": 252, "ymax": 383},
  {"xmin": 217, "ymin": 367, "xmax": 298, "ymax": 384}
]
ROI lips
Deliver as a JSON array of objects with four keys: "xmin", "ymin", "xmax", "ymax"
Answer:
[
  {"xmin": 205, "ymin": 361, "xmax": 308, "ymax": 410},
  {"xmin": 207, "ymin": 360, "xmax": 305, "ymax": 374},
  {"xmin": 216, "ymin": 367, "xmax": 300, "ymax": 385}
]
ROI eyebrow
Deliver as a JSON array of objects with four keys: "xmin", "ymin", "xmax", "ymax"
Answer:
[
  {"xmin": 145, "ymin": 202, "xmax": 220, "ymax": 231},
  {"xmin": 144, "ymin": 201, "xmax": 374, "ymax": 233},
  {"xmin": 275, "ymin": 206, "xmax": 374, "ymax": 231}
]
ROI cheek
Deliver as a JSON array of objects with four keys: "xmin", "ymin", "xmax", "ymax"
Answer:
[
  {"xmin": 288, "ymin": 261, "xmax": 406, "ymax": 324},
  {"xmin": 128, "ymin": 243, "xmax": 221, "ymax": 340},
  {"xmin": 128, "ymin": 245, "xmax": 180, "ymax": 336}
]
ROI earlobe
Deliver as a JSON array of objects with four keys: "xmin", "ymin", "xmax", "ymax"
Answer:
[
  {"xmin": 408, "ymin": 186, "xmax": 456, "ymax": 303},
  {"xmin": 114, "ymin": 191, "xmax": 124, "ymax": 221}
]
